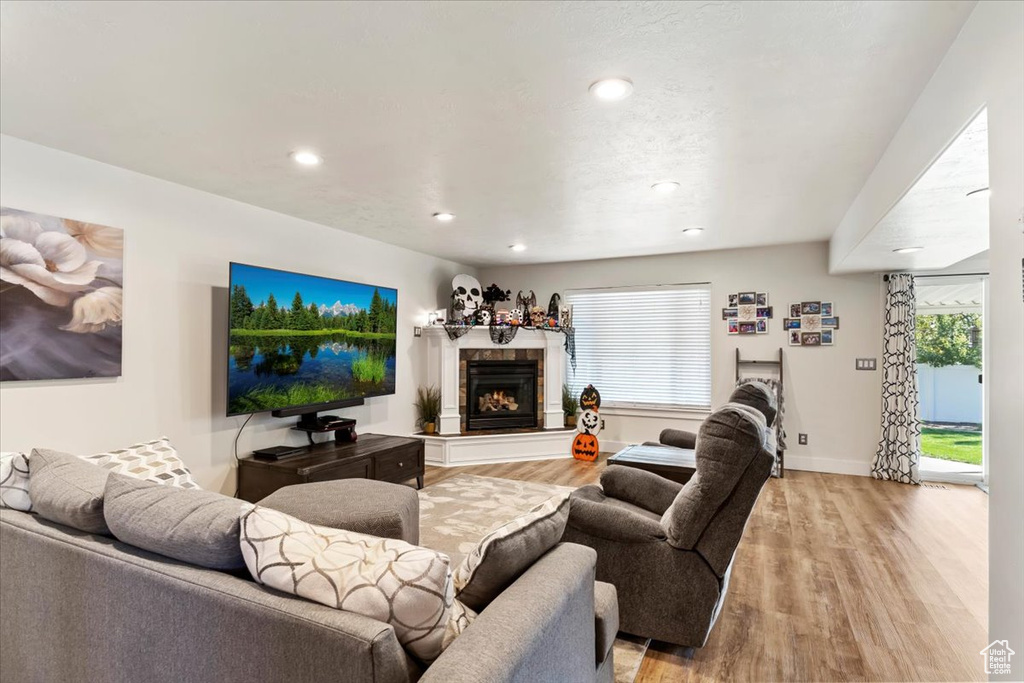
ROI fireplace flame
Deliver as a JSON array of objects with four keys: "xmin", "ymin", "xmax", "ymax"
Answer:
[{"xmin": 479, "ymin": 389, "xmax": 519, "ymax": 412}]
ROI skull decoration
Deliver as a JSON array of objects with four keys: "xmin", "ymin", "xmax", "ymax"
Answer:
[
  {"xmin": 509, "ymin": 308, "xmax": 523, "ymax": 325},
  {"xmin": 476, "ymin": 308, "xmax": 492, "ymax": 326},
  {"xmin": 451, "ymin": 274, "xmax": 483, "ymax": 320},
  {"xmin": 578, "ymin": 409, "xmax": 601, "ymax": 435},
  {"xmin": 530, "ymin": 306, "xmax": 546, "ymax": 327}
]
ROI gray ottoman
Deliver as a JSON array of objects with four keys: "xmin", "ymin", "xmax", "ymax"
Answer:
[{"xmin": 257, "ymin": 479, "xmax": 420, "ymax": 545}]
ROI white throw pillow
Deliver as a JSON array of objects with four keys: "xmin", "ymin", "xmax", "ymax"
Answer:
[
  {"xmin": 0, "ymin": 452, "xmax": 32, "ymax": 511},
  {"xmin": 82, "ymin": 437, "xmax": 200, "ymax": 489},
  {"xmin": 240, "ymin": 506, "xmax": 453, "ymax": 663}
]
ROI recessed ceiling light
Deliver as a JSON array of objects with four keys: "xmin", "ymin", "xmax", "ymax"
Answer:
[
  {"xmin": 893, "ymin": 246, "xmax": 924, "ymax": 254},
  {"xmin": 509, "ymin": 244, "xmax": 527, "ymax": 252},
  {"xmin": 651, "ymin": 181, "xmax": 681, "ymax": 194},
  {"xmin": 966, "ymin": 187, "xmax": 990, "ymax": 198},
  {"xmin": 433, "ymin": 212, "xmax": 456, "ymax": 222},
  {"xmin": 290, "ymin": 150, "xmax": 322, "ymax": 166},
  {"xmin": 589, "ymin": 77, "xmax": 634, "ymax": 101},
  {"xmin": 682, "ymin": 227, "xmax": 704, "ymax": 236}
]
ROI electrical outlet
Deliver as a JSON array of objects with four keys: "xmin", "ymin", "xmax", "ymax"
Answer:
[
  {"xmin": 798, "ymin": 433, "xmax": 808, "ymax": 445},
  {"xmin": 856, "ymin": 358, "xmax": 877, "ymax": 371},
  {"xmin": 413, "ymin": 326, "xmax": 423, "ymax": 337}
]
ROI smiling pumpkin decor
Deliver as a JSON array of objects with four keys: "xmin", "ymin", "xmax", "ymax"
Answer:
[{"xmin": 572, "ymin": 384, "xmax": 603, "ymax": 461}]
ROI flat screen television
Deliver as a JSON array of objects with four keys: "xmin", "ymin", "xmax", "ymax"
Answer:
[{"xmin": 226, "ymin": 263, "xmax": 398, "ymax": 417}]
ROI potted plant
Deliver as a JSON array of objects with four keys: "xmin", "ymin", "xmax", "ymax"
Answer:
[
  {"xmin": 414, "ymin": 385, "xmax": 442, "ymax": 435},
  {"xmin": 562, "ymin": 384, "xmax": 579, "ymax": 428}
]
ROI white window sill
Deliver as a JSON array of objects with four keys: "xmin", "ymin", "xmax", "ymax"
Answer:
[{"xmin": 599, "ymin": 404, "xmax": 711, "ymax": 420}]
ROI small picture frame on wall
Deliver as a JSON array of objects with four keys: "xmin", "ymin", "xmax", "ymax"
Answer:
[
  {"xmin": 756, "ymin": 292, "xmax": 768, "ymax": 306},
  {"xmin": 738, "ymin": 292, "xmax": 757, "ymax": 305},
  {"xmin": 722, "ymin": 308, "xmax": 738, "ymax": 319},
  {"xmin": 821, "ymin": 316, "xmax": 839, "ymax": 328},
  {"xmin": 801, "ymin": 332, "xmax": 822, "ymax": 346},
  {"xmin": 789, "ymin": 303, "xmax": 801, "ymax": 318},
  {"xmin": 789, "ymin": 330, "xmax": 801, "ymax": 346},
  {"xmin": 728, "ymin": 294, "xmax": 739, "ymax": 307},
  {"xmin": 728, "ymin": 319, "xmax": 739, "ymax": 335},
  {"xmin": 756, "ymin": 306, "xmax": 772, "ymax": 318},
  {"xmin": 784, "ymin": 318, "xmax": 801, "ymax": 330},
  {"xmin": 821, "ymin": 329, "xmax": 834, "ymax": 345},
  {"xmin": 821, "ymin": 302, "xmax": 834, "ymax": 316},
  {"xmin": 801, "ymin": 301, "xmax": 821, "ymax": 315},
  {"xmin": 756, "ymin": 319, "xmax": 768, "ymax": 334},
  {"xmin": 739, "ymin": 321, "xmax": 757, "ymax": 335}
]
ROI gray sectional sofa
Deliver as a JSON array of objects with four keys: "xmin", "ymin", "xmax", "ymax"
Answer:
[{"xmin": 1, "ymin": 505, "xmax": 616, "ymax": 683}]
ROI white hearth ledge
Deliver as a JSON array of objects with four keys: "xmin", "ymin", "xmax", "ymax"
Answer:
[{"xmin": 421, "ymin": 430, "xmax": 575, "ymax": 467}]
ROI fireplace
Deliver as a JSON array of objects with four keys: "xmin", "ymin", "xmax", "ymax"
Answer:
[{"xmin": 465, "ymin": 360, "xmax": 539, "ymax": 431}]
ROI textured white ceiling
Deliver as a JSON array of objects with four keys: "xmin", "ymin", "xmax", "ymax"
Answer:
[
  {"xmin": 839, "ymin": 109, "xmax": 989, "ymax": 272},
  {"xmin": 0, "ymin": 1, "xmax": 974, "ymax": 266}
]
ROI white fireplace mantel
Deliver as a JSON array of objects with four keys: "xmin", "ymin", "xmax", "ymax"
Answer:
[{"xmin": 422, "ymin": 326, "xmax": 567, "ymax": 436}]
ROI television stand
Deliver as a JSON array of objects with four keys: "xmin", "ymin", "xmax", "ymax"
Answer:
[{"xmin": 293, "ymin": 414, "xmax": 357, "ymax": 445}]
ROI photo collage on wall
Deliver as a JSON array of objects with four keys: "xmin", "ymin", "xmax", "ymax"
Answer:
[
  {"xmin": 723, "ymin": 292, "xmax": 772, "ymax": 335},
  {"xmin": 784, "ymin": 301, "xmax": 839, "ymax": 346}
]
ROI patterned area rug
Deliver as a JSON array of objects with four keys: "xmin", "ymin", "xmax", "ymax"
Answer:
[{"xmin": 418, "ymin": 474, "xmax": 650, "ymax": 682}]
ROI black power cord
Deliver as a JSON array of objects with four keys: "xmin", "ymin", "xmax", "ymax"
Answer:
[{"xmin": 232, "ymin": 413, "xmax": 254, "ymax": 498}]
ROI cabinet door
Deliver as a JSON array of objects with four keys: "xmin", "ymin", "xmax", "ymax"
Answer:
[
  {"xmin": 376, "ymin": 445, "xmax": 421, "ymax": 482},
  {"xmin": 307, "ymin": 457, "xmax": 372, "ymax": 483}
]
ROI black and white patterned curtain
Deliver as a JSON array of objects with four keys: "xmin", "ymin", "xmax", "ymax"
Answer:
[{"xmin": 872, "ymin": 273, "xmax": 921, "ymax": 484}]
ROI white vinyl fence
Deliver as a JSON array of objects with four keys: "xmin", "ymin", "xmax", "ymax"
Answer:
[{"xmin": 917, "ymin": 364, "xmax": 983, "ymax": 424}]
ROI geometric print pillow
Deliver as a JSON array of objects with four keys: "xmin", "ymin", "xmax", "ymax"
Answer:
[
  {"xmin": 82, "ymin": 437, "xmax": 200, "ymax": 489},
  {"xmin": 240, "ymin": 506, "xmax": 453, "ymax": 663},
  {"xmin": 0, "ymin": 452, "xmax": 33, "ymax": 511}
]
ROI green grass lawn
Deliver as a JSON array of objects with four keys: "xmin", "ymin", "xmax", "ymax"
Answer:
[{"xmin": 921, "ymin": 427, "xmax": 982, "ymax": 465}]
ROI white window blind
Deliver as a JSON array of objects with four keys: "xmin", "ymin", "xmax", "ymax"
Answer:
[{"xmin": 566, "ymin": 285, "xmax": 711, "ymax": 410}]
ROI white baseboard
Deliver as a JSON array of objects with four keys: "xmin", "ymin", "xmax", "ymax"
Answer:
[{"xmin": 784, "ymin": 455, "xmax": 872, "ymax": 477}]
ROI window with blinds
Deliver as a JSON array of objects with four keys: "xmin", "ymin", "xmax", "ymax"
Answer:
[{"xmin": 565, "ymin": 285, "xmax": 711, "ymax": 411}]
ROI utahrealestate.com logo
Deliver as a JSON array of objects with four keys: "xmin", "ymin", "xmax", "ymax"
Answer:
[{"xmin": 980, "ymin": 640, "xmax": 1015, "ymax": 676}]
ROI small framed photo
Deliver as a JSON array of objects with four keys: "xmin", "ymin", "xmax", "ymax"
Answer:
[
  {"xmin": 789, "ymin": 330, "xmax": 801, "ymax": 346},
  {"xmin": 728, "ymin": 319, "xmax": 739, "ymax": 335},
  {"xmin": 820, "ymin": 302, "xmax": 833, "ymax": 316},
  {"xmin": 784, "ymin": 318, "xmax": 801, "ymax": 330},
  {"xmin": 722, "ymin": 308, "xmax": 738, "ymax": 319},
  {"xmin": 820, "ymin": 316, "xmax": 839, "ymax": 328},
  {"xmin": 739, "ymin": 321, "xmax": 757, "ymax": 335},
  {"xmin": 801, "ymin": 301, "xmax": 821, "ymax": 315},
  {"xmin": 756, "ymin": 319, "xmax": 768, "ymax": 334},
  {"xmin": 756, "ymin": 306, "xmax": 772, "ymax": 318},
  {"xmin": 790, "ymin": 303, "xmax": 802, "ymax": 318},
  {"xmin": 728, "ymin": 293, "xmax": 739, "ymax": 307},
  {"xmin": 756, "ymin": 292, "xmax": 768, "ymax": 307},
  {"xmin": 738, "ymin": 292, "xmax": 757, "ymax": 305},
  {"xmin": 801, "ymin": 332, "xmax": 822, "ymax": 346},
  {"xmin": 821, "ymin": 329, "xmax": 834, "ymax": 345}
]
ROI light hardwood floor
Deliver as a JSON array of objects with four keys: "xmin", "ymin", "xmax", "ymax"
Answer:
[{"xmin": 424, "ymin": 456, "xmax": 989, "ymax": 683}]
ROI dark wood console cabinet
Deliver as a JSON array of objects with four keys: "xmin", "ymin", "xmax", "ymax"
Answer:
[{"xmin": 237, "ymin": 434, "xmax": 425, "ymax": 503}]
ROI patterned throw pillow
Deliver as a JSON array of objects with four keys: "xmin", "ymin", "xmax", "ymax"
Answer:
[
  {"xmin": 240, "ymin": 506, "xmax": 453, "ymax": 663},
  {"xmin": 452, "ymin": 494, "xmax": 571, "ymax": 612},
  {"xmin": 83, "ymin": 437, "xmax": 200, "ymax": 489},
  {"xmin": 0, "ymin": 452, "xmax": 32, "ymax": 511}
]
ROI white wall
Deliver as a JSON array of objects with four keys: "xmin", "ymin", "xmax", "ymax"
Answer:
[
  {"xmin": 827, "ymin": 2, "xmax": 1023, "ymax": 663},
  {"xmin": 917, "ymin": 364, "xmax": 983, "ymax": 424},
  {"xmin": 0, "ymin": 135, "xmax": 473, "ymax": 493},
  {"xmin": 479, "ymin": 241, "xmax": 883, "ymax": 476}
]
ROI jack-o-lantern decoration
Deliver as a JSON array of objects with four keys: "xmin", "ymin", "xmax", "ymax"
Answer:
[
  {"xmin": 579, "ymin": 384, "xmax": 601, "ymax": 411},
  {"xmin": 572, "ymin": 384, "xmax": 603, "ymax": 461},
  {"xmin": 572, "ymin": 433, "xmax": 599, "ymax": 461}
]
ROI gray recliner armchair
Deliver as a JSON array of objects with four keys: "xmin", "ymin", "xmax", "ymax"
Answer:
[
  {"xmin": 649, "ymin": 381, "xmax": 778, "ymax": 451},
  {"xmin": 562, "ymin": 400, "xmax": 776, "ymax": 650}
]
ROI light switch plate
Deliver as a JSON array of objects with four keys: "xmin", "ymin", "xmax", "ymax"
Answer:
[
  {"xmin": 413, "ymin": 326, "xmax": 423, "ymax": 337},
  {"xmin": 798, "ymin": 433, "xmax": 808, "ymax": 445},
  {"xmin": 856, "ymin": 358, "xmax": 877, "ymax": 371}
]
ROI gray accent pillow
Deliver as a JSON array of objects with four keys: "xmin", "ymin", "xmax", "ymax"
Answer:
[
  {"xmin": 104, "ymin": 473, "xmax": 250, "ymax": 570},
  {"xmin": 452, "ymin": 494, "xmax": 570, "ymax": 612},
  {"xmin": 29, "ymin": 448, "xmax": 111, "ymax": 534}
]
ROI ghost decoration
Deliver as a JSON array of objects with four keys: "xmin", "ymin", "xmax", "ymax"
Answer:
[
  {"xmin": 578, "ymin": 409, "xmax": 601, "ymax": 435},
  {"xmin": 572, "ymin": 384, "xmax": 602, "ymax": 461},
  {"xmin": 452, "ymin": 274, "xmax": 483, "ymax": 321}
]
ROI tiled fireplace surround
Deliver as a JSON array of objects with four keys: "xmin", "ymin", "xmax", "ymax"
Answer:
[{"xmin": 459, "ymin": 348, "xmax": 545, "ymax": 432}]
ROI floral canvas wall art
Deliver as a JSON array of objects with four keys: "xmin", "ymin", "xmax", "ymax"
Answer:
[{"xmin": 0, "ymin": 207, "xmax": 124, "ymax": 380}]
